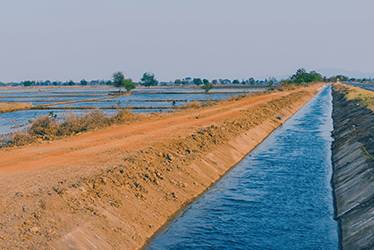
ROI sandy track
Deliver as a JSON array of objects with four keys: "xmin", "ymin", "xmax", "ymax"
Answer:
[
  {"xmin": 0, "ymin": 91, "xmax": 283, "ymax": 201},
  {"xmin": 0, "ymin": 85, "xmax": 322, "ymax": 249}
]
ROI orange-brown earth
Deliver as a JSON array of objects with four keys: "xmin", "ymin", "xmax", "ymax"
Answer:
[
  {"xmin": 0, "ymin": 84, "xmax": 323, "ymax": 249},
  {"xmin": 0, "ymin": 102, "xmax": 31, "ymax": 113}
]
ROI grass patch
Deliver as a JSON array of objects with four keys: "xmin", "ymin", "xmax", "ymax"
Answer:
[{"xmin": 335, "ymin": 83, "xmax": 374, "ymax": 111}]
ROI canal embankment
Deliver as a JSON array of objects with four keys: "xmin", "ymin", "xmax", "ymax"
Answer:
[
  {"xmin": 331, "ymin": 84, "xmax": 374, "ymax": 250},
  {"xmin": 0, "ymin": 84, "xmax": 321, "ymax": 249}
]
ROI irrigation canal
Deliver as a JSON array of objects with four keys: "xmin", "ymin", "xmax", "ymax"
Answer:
[{"xmin": 148, "ymin": 86, "xmax": 338, "ymax": 250}]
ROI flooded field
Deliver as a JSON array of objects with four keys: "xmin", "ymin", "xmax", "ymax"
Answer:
[{"xmin": 0, "ymin": 87, "xmax": 263, "ymax": 136}]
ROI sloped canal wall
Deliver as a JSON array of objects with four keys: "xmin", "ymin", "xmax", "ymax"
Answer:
[{"xmin": 332, "ymin": 87, "xmax": 374, "ymax": 250}]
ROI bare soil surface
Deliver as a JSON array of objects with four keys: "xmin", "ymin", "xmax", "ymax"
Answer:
[
  {"xmin": 0, "ymin": 102, "xmax": 31, "ymax": 113},
  {"xmin": 0, "ymin": 84, "xmax": 322, "ymax": 249}
]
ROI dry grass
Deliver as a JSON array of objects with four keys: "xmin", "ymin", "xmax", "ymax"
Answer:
[
  {"xmin": 228, "ymin": 94, "xmax": 248, "ymax": 101},
  {"xmin": 0, "ymin": 102, "xmax": 32, "ymax": 113},
  {"xmin": 278, "ymin": 84, "xmax": 301, "ymax": 92},
  {"xmin": 9, "ymin": 132, "xmax": 35, "ymax": 146},
  {"xmin": 2, "ymin": 109, "xmax": 141, "ymax": 147},
  {"xmin": 335, "ymin": 83, "xmax": 374, "ymax": 111},
  {"xmin": 182, "ymin": 101, "xmax": 202, "ymax": 109}
]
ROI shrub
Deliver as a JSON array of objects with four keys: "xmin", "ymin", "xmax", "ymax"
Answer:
[
  {"xmin": 57, "ymin": 114, "xmax": 84, "ymax": 136},
  {"xmin": 201, "ymin": 82, "xmax": 214, "ymax": 93},
  {"xmin": 79, "ymin": 110, "xmax": 112, "ymax": 130},
  {"xmin": 111, "ymin": 109, "xmax": 138, "ymax": 123},
  {"xmin": 29, "ymin": 116, "xmax": 59, "ymax": 140},
  {"xmin": 183, "ymin": 101, "xmax": 202, "ymax": 109},
  {"xmin": 2, "ymin": 108, "xmax": 145, "ymax": 148},
  {"xmin": 11, "ymin": 132, "xmax": 35, "ymax": 146},
  {"xmin": 57, "ymin": 110, "xmax": 112, "ymax": 136}
]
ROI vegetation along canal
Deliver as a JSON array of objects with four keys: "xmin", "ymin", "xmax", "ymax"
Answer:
[{"xmin": 148, "ymin": 86, "xmax": 338, "ymax": 249}]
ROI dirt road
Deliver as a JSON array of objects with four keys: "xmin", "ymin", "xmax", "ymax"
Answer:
[
  {"xmin": 0, "ymin": 91, "xmax": 289, "ymax": 176},
  {"xmin": 0, "ymin": 84, "xmax": 322, "ymax": 249}
]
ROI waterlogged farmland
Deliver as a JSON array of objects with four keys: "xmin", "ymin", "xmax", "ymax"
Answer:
[{"xmin": 0, "ymin": 87, "xmax": 263, "ymax": 136}]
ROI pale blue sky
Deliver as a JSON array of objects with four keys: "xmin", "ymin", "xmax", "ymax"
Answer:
[{"xmin": 1, "ymin": 0, "xmax": 373, "ymax": 82}]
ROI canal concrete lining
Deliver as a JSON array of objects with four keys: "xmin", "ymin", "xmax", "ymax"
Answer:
[{"xmin": 331, "ymin": 87, "xmax": 374, "ymax": 250}]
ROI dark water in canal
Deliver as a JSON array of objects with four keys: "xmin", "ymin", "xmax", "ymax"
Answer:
[{"xmin": 148, "ymin": 86, "xmax": 338, "ymax": 250}]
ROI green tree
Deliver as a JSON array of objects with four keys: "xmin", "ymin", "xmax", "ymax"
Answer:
[
  {"xmin": 193, "ymin": 78, "xmax": 203, "ymax": 85},
  {"xmin": 141, "ymin": 72, "xmax": 158, "ymax": 86},
  {"xmin": 290, "ymin": 68, "xmax": 323, "ymax": 84},
  {"xmin": 22, "ymin": 81, "xmax": 35, "ymax": 87},
  {"xmin": 309, "ymin": 71, "xmax": 323, "ymax": 82},
  {"xmin": 201, "ymin": 82, "xmax": 214, "ymax": 93},
  {"xmin": 334, "ymin": 75, "xmax": 349, "ymax": 82},
  {"xmin": 248, "ymin": 78, "xmax": 256, "ymax": 85},
  {"xmin": 123, "ymin": 79, "xmax": 136, "ymax": 92},
  {"xmin": 113, "ymin": 72, "xmax": 125, "ymax": 88},
  {"xmin": 67, "ymin": 80, "xmax": 75, "ymax": 86},
  {"xmin": 267, "ymin": 77, "xmax": 277, "ymax": 86},
  {"xmin": 80, "ymin": 79, "xmax": 88, "ymax": 86}
]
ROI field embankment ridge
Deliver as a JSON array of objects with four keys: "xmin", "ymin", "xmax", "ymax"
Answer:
[{"xmin": 0, "ymin": 102, "xmax": 31, "ymax": 114}]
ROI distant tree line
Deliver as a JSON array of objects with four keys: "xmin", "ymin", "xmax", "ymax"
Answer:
[
  {"xmin": 3, "ymin": 80, "xmax": 113, "ymax": 87},
  {"xmin": 327, "ymin": 75, "xmax": 374, "ymax": 83},
  {"xmin": 283, "ymin": 68, "xmax": 374, "ymax": 85},
  {"xmin": 172, "ymin": 77, "xmax": 277, "ymax": 86},
  {"xmin": 3, "ymin": 72, "xmax": 278, "ymax": 88},
  {"xmin": 2, "ymin": 69, "xmax": 372, "ymax": 88}
]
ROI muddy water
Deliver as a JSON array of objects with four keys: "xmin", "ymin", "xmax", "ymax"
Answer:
[{"xmin": 148, "ymin": 86, "xmax": 338, "ymax": 250}]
